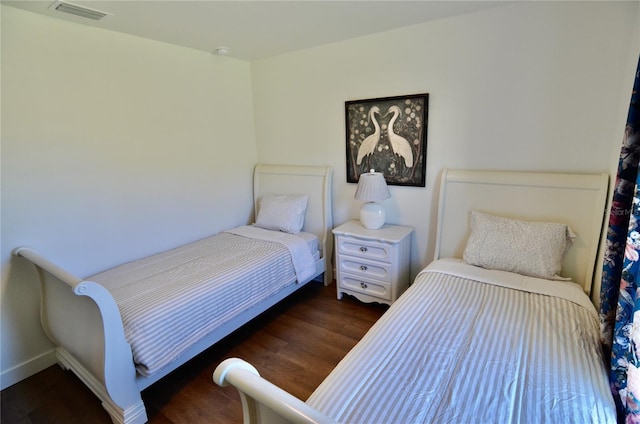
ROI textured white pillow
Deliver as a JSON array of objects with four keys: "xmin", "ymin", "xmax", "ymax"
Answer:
[
  {"xmin": 255, "ymin": 194, "xmax": 309, "ymax": 234},
  {"xmin": 462, "ymin": 211, "xmax": 575, "ymax": 280}
]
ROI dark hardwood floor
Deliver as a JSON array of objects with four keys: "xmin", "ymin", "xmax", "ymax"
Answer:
[{"xmin": 1, "ymin": 282, "xmax": 388, "ymax": 424}]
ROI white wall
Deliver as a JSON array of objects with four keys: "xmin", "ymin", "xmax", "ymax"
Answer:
[
  {"xmin": 0, "ymin": 6, "xmax": 258, "ymax": 388},
  {"xmin": 251, "ymin": 1, "xmax": 640, "ymax": 285}
]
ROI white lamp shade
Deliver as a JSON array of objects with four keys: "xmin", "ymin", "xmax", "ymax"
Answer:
[
  {"xmin": 355, "ymin": 171, "xmax": 390, "ymax": 230},
  {"xmin": 354, "ymin": 171, "xmax": 390, "ymax": 202}
]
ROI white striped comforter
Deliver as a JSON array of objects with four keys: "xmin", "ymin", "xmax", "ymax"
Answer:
[
  {"xmin": 90, "ymin": 229, "xmax": 314, "ymax": 377},
  {"xmin": 307, "ymin": 258, "xmax": 616, "ymax": 423}
]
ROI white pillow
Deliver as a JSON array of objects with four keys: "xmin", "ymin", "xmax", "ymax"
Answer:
[
  {"xmin": 255, "ymin": 194, "xmax": 309, "ymax": 234},
  {"xmin": 462, "ymin": 210, "xmax": 575, "ymax": 280}
]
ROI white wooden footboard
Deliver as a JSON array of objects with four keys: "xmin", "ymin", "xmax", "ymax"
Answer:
[
  {"xmin": 13, "ymin": 247, "xmax": 147, "ymax": 424},
  {"xmin": 213, "ymin": 358, "xmax": 337, "ymax": 424}
]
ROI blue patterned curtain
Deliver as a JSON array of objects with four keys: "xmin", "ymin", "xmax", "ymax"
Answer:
[{"xmin": 600, "ymin": 55, "xmax": 640, "ymax": 422}]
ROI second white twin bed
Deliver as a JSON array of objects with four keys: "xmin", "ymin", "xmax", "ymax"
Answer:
[
  {"xmin": 215, "ymin": 168, "xmax": 617, "ymax": 423},
  {"xmin": 14, "ymin": 164, "xmax": 334, "ymax": 424}
]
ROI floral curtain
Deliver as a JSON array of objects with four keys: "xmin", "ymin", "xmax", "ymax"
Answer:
[{"xmin": 600, "ymin": 55, "xmax": 640, "ymax": 422}]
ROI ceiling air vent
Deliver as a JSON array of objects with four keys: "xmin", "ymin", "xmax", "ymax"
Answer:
[{"xmin": 49, "ymin": 1, "xmax": 111, "ymax": 21}]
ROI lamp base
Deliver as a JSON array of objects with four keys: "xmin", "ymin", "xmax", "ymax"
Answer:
[{"xmin": 360, "ymin": 202, "xmax": 386, "ymax": 230}]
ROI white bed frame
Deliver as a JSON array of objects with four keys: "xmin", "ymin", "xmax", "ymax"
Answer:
[
  {"xmin": 213, "ymin": 168, "xmax": 609, "ymax": 424},
  {"xmin": 12, "ymin": 164, "xmax": 333, "ymax": 424}
]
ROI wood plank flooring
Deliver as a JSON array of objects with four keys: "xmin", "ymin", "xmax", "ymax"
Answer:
[{"xmin": 1, "ymin": 282, "xmax": 388, "ymax": 424}]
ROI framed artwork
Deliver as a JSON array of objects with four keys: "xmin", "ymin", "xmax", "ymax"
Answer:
[{"xmin": 345, "ymin": 93, "xmax": 428, "ymax": 187}]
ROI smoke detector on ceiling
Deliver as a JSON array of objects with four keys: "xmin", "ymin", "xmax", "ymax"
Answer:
[{"xmin": 49, "ymin": 1, "xmax": 111, "ymax": 21}]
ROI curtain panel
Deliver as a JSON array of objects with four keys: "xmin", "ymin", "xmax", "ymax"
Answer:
[{"xmin": 600, "ymin": 55, "xmax": 640, "ymax": 422}]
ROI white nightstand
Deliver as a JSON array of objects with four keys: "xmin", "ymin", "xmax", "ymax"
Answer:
[{"xmin": 333, "ymin": 220, "xmax": 413, "ymax": 305}]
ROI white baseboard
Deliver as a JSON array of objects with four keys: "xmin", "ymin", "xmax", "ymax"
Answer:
[{"xmin": 0, "ymin": 349, "xmax": 57, "ymax": 390}]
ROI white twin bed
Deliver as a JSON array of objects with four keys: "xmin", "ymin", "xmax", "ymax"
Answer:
[
  {"xmin": 13, "ymin": 164, "xmax": 333, "ymax": 424},
  {"xmin": 214, "ymin": 168, "xmax": 617, "ymax": 423}
]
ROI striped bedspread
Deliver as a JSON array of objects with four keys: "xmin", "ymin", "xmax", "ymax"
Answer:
[
  {"xmin": 307, "ymin": 258, "xmax": 616, "ymax": 423},
  {"xmin": 90, "ymin": 228, "xmax": 314, "ymax": 377}
]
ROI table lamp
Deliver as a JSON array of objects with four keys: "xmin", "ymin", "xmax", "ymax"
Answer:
[{"xmin": 354, "ymin": 170, "xmax": 391, "ymax": 230}]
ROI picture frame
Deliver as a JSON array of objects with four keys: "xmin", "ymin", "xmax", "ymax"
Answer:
[{"xmin": 345, "ymin": 93, "xmax": 428, "ymax": 187}]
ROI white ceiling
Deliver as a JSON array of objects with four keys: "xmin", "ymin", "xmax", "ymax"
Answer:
[{"xmin": 2, "ymin": 0, "xmax": 507, "ymax": 61}]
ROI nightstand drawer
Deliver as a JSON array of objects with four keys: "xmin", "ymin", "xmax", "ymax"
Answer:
[
  {"xmin": 337, "ymin": 238, "xmax": 391, "ymax": 262},
  {"xmin": 338, "ymin": 256, "xmax": 391, "ymax": 281},
  {"xmin": 340, "ymin": 274, "xmax": 391, "ymax": 300}
]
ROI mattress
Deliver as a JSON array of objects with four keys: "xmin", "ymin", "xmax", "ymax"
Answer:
[
  {"xmin": 306, "ymin": 258, "xmax": 615, "ymax": 423},
  {"xmin": 90, "ymin": 229, "xmax": 318, "ymax": 377}
]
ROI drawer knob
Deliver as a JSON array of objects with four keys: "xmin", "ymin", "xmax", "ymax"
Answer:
[
  {"xmin": 360, "ymin": 282, "xmax": 368, "ymax": 289},
  {"xmin": 359, "ymin": 246, "xmax": 368, "ymax": 253},
  {"xmin": 360, "ymin": 265, "xmax": 368, "ymax": 271}
]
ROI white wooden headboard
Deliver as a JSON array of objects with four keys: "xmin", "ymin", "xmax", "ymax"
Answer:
[
  {"xmin": 434, "ymin": 169, "xmax": 609, "ymax": 294},
  {"xmin": 253, "ymin": 164, "xmax": 333, "ymax": 284}
]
